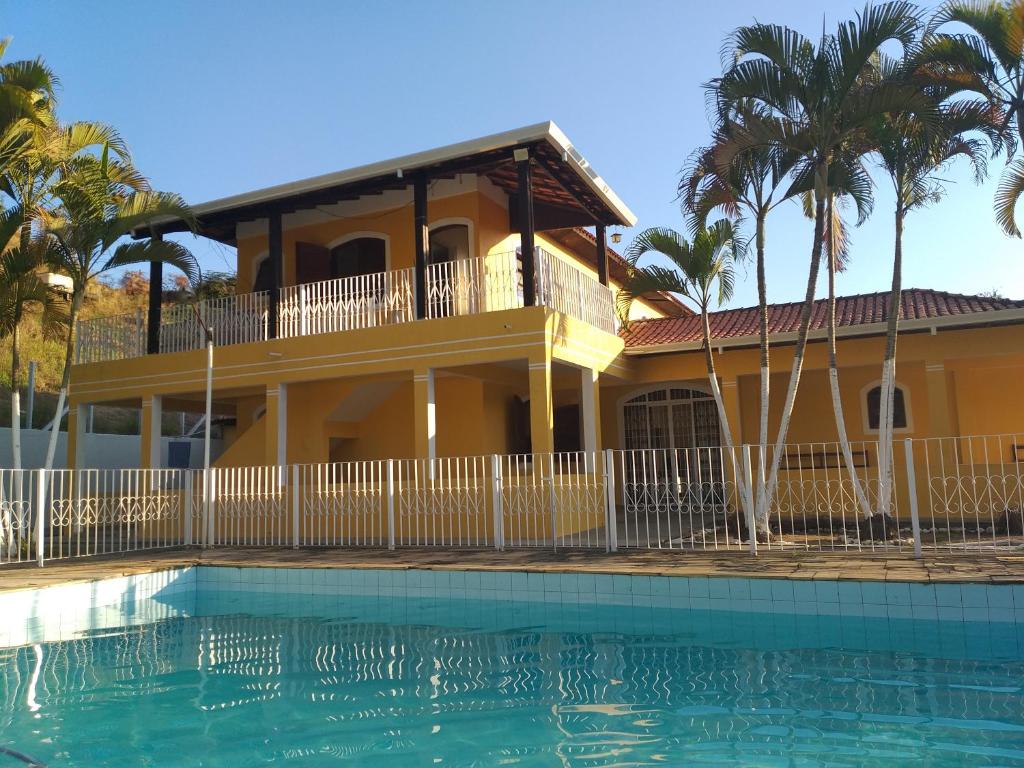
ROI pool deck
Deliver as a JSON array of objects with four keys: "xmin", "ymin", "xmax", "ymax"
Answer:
[{"xmin": 2, "ymin": 546, "xmax": 1024, "ymax": 593}]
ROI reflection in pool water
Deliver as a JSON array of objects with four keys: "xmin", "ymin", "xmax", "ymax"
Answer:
[{"xmin": 1, "ymin": 587, "xmax": 1023, "ymax": 766}]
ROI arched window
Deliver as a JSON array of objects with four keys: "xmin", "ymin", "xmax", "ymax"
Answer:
[
  {"xmin": 865, "ymin": 383, "xmax": 909, "ymax": 431},
  {"xmin": 429, "ymin": 223, "xmax": 470, "ymax": 264},
  {"xmin": 621, "ymin": 386, "xmax": 721, "ymax": 451},
  {"xmin": 330, "ymin": 236, "xmax": 387, "ymax": 279}
]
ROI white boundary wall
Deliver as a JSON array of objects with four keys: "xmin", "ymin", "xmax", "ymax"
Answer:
[{"xmin": 0, "ymin": 428, "xmax": 223, "ymax": 470}]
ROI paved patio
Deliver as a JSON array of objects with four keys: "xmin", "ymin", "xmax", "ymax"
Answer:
[{"xmin": 2, "ymin": 546, "xmax": 1024, "ymax": 593}]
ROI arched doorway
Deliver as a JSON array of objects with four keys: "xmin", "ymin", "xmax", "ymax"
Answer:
[
  {"xmin": 619, "ymin": 385, "xmax": 727, "ymax": 542},
  {"xmin": 621, "ymin": 385, "xmax": 721, "ymax": 452},
  {"xmin": 427, "ymin": 223, "xmax": 472, "ymax": 317}
]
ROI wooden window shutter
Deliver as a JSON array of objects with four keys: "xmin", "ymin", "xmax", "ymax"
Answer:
[{"xmin": 295, "ymin": 242, "xmax": 330, "ymax": 284}]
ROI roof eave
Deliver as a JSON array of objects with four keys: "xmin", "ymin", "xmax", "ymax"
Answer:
[{"xmin": 131, "ymin": 121, "xmax": 636, "ymax": 238}]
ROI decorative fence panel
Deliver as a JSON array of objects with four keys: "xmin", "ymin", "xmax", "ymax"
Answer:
[
  {"xmin": 0, "ymin": 469, "xmax": 40, "ymax": 565},
  {"xmin": 615, "ymin": 447, "xmax": 745, "ymax": 551},
  {"xmin": 279, "ymin": 270, "xmax": 414, "ymax": 337},
  {"xmin": 205, "ymin": 466, "xmax": 288, "ymax": 547},
  {"xmin": 160, "ymin": 293, "xmax": 269, "ymax": 353},
  {"xmin": 393, "ymin": 456, "xmax": 492, "ymax": 547},
  {"xmin": 915, "ymin": 433, "xmax": 1024, "ymax": 552},
  {"xmin": 750, "ymin": 440, "xmax": 909, "ymax": 553},
  {"xmin": 425, "ymin": 254, "xmax": 522, "ymax": 320},
  {"xmin": 536, "ymin": 248, "xmax": 616, "ymax": 334},
  {"xmin": 75, "ymin": 311, "xmax": 147, "ymax": 364},
  {"xmin": 295, "ymin": 462, "xmax": 388, "ymax": 547},
  {"xmin": 43, "ymin": 469, "xmax": 188, "ymax": 562}
]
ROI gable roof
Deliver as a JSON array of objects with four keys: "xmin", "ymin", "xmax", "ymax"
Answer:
[{"xmin": 620, "ymin": 289, "xmax": 1024, "ymax": 351}]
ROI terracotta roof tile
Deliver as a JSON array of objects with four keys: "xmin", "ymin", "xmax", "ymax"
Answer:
[{"xmin": 620, "ymin": 289, "xmax": 1024, "ymax": 349}]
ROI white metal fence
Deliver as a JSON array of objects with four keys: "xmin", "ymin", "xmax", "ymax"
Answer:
[
  {"xmin": 74, "ymin": 249, "xmax": 618, "ymax": 364},
  {"xmin": 2, "ymin": 434, "xmax": 1021, "ymax": 567}
]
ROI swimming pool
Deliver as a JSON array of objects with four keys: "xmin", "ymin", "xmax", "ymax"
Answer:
[{"xmin": 1, "ymin": 566, "xmax": 1022, "ymax": 766}]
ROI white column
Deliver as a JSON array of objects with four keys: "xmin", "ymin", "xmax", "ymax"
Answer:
[
  {"xmin": 275, "ymin": 383, "xmax": 288, "ymax": 466},
  {"xmin": 580, "ymin": 367, "xmax": 598, "ymax": 455},
  {"xmin": 414, "ymin": 369, "xmax": 437, "ymax": 461},
  {"xmin": 70, "ymin": 403, "xmax": 88, "ymax": 470},
  {"xmin": 142, "ymin": 395, "xmax": 163, "ymax": 468}
]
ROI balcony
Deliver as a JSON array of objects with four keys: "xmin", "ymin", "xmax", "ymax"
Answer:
[{"xmin": 75, "ymin": 248, "xmax": 617, "ymax": 364}]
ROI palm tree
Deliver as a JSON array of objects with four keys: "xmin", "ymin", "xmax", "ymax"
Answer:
[
  {"xmin": 867, "ymin": 86, "xmax": 996, "ymax": 517},
  {"xmin": 618, "ymin": 221, "xmax": 753, "ymax": 532},
  {"xmin": 41, "ymin": 155, "xmax": 198, "ymax": 469},
  {"xmin": 923, "ymin": 1, "xmax": 1024, "ymax": 235},
  {"xmin": 1, "ymin": 121, "xmax": 131, "ymax": 463},
  {"xmin": 682, "ymin": 118, "xmax": 801, "ymax": 520},
  {"xmin": 0, "ymin": 216, "xmax": 67, "ymax": 467},
  {"xmin": 712, "ymin": 2, "xmax": 931, "ymax": 534},
  {"xmin": 0, "ymin": 38, "xmax": 57, "ymax": 177}
]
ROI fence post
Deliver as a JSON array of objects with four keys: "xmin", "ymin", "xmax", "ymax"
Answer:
[
  {"xmin": 491, "ymin": 455, "xmax": 504, "ymax": 551},
  {"xmin": 603, "ymin": 449, "xmax": 618, "ymax": 553},
  {"xmin": 291, "ymin": 464, "xmax": 300, "ymax": 549},
  {"xmin": 299, "ymin": 284, "xmax": 308, "ymax": 337},
  {"xmin": 203, "ymin": 468, "xmax": 215, "ymax": 549},
  {"xmin": 386, "ymin": 459, "xmax": 396, "ymax": 551},
  {"xmin": 742, "ymin": 445, "xmax": 757, "ymax": 557},
  {"xmin": 34, "ymin": 470, "xmax": 46, "ymax": 567},
  {"xmin": 183, "ymin": 471, "xmax": 193, "ymax": 546},
  {"xmin": 548, "ymin": 453, "xmax": 558, "ymax": 551},
  {"xmin": 904, "ymin": 438, "xmax": 923, "ymax": 559}
]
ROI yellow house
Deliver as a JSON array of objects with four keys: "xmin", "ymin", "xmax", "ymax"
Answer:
[
  {"xmin": 68, "ymin": 122, "xmax": 686, "ymax": 470},
  {"xmin": 67, "ymin": 122, "xmax": 1024, "ymax": 482}
]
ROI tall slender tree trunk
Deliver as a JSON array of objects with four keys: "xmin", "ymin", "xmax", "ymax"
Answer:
[
  {"xmin": 824, "ymin": 194, "xmax": 872, "ymax": 520},
  {"xmin": 44, "ymin": 290, "xmax": 81, "ymax": 470},
  {"xmin": 10, "ymin": 322, "xmax": 21, "ymax": 470},
  {"xmin": 756, "ymin": 167, "xmax": 827, "ymax": 537},
  {"xmin": 876, "ymin": 206, "xmax": 904, "ymax": 517},
  {"xmin": 754, "ymin": 211, "xmax": 770, "ymax": 530},
  {"xmin": 700, "ymin": 307, "xmax": 749, "ymax": 534}
]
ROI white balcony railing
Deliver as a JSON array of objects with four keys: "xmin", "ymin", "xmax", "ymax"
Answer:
[
  {"xmin": 537, "ymin": 248, "xmax": 616, "ymax": 334},
  {"xmin": 279, "ymin": 269, "xmax": 415, "ymax": 337},
  {"xmin": 75, "ymin": 249, "xmax": 616, "ymax": 363},
  {"xmin": 160, "ymin": 292, "xmax": 269, "ymax": 353}
]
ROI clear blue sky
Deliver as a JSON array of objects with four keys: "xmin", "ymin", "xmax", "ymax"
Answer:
[{"xmin": 4, "ymin": 0, "xmax": 1022, "ymax": 308}]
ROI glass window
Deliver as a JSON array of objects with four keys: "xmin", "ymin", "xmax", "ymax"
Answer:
[{"xmin": 866, "ymin": 385, "xmax": 908, "ymax": 430}]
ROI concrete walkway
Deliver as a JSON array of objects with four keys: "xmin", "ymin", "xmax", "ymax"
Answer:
[{"xmin": 2, "ymin": 546, "xmax": 1024, "ymax": 593}]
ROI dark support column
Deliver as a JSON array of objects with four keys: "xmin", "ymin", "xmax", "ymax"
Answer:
[
  {"xmin": 267, "ymin": 210, "xmax": 282, "ymax": 339},
  {"xmin": 517, "ymin": 154, "xmax": 536, "ymax": 306},
  {"xmin": 146, "ymin": 233, "xmax": 163, "ymax": 355},
  {"xmin": 595, "ymin": 223, "xmax": 608, "ymax": 286},
  {"xmin": 414, "ymin": 174, "xmax": 429, "ymax": 319}
]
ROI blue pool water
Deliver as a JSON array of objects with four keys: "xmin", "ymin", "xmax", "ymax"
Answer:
[{"xmin": 2, "ymin": 573, "xmax": 1024, "ymax": 766}]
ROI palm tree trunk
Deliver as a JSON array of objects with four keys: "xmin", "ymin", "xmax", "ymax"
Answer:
[
  {"xmin": 44, "ymin": 290, "xmax": 81, "ymax": 470},
  {"xmin": 755, "ymin": 211, "xmax": 769, "ymax": 530},
  {"xmin": 824, "ymin": 196, "xmax": 872, "ymax": 520},
  {"xmin": 756, "ymin": 171, "xmax": 827, "ymax": 537},
  {"xmin": 700, "ymin": 307, "xmax": 749, "ymax": 535},
  {"xmin": 10, "ymin": 322, "xmax": 21, "ymax": 470},
  {"xmin": 875, "ymin": 206, "xmax": 904, "ymax": 517}
]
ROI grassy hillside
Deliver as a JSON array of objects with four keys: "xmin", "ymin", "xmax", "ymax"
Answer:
[
  {"xmin": 0, "ymin": 274, "xmax": 201, "ymax": 435},
  {"xmin": 0, "ymin": 277, "xmax": 149, "ymax": 394}
]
